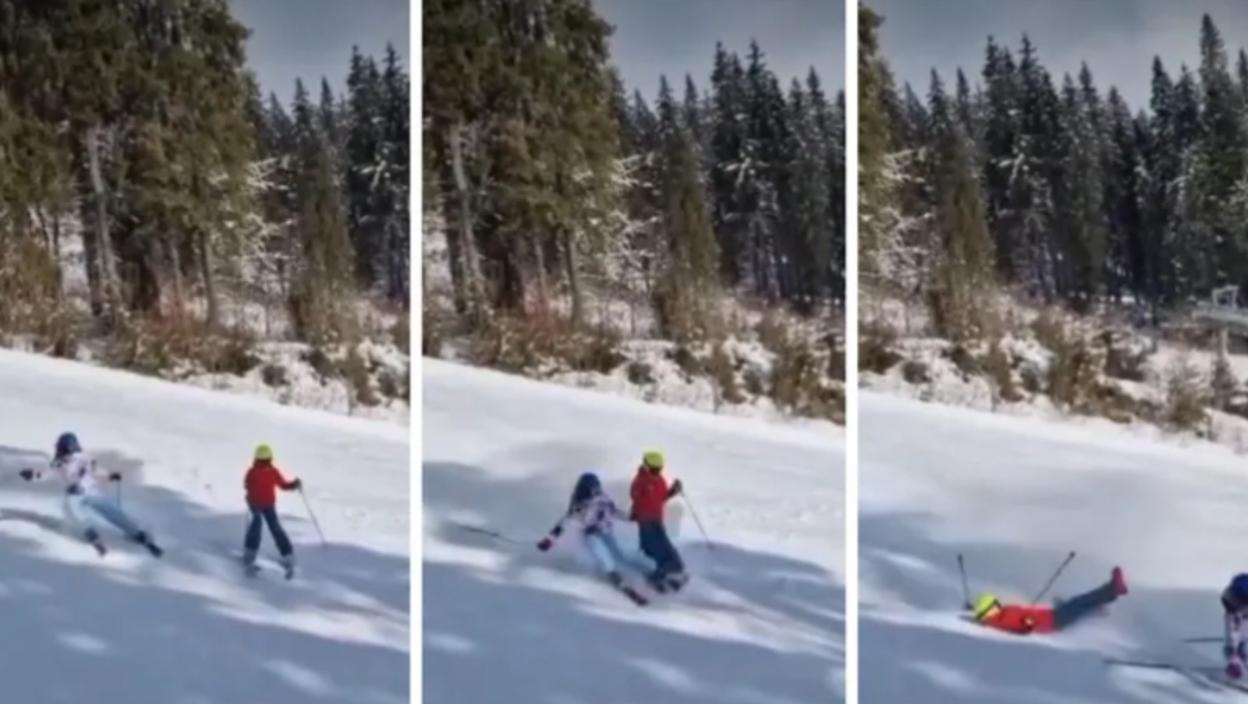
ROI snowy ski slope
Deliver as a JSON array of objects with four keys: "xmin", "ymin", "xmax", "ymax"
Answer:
[
  {"xmin": 0, "ymin": 349, "xmax": 409, "ymax": 704},
  {"xmin": 861, "ymin": 390, "xmax": 1248, "ymax": 703},
  {"xmin": 423, "ymin": 359, "xmax": 844, "ymax": 704}
]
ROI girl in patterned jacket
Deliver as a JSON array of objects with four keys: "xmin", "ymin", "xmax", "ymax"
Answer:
[
  {"xmin": 537, "ymin": 472, "xmax": 634, "ymax": 588},
  {"xmin": 20, "ymin": 432, "xmax": 162, "ymax": 557}
]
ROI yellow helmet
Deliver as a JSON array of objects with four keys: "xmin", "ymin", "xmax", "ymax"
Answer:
[
  {"xmin": 973, "ymin": 593, "xmax": 1001, "ymax": 621},
  {"xmin": 254, "ymin": 444, "xmax": 274, "ymax": 462},
  {"xmin": 642, "ymin": 450, "xmax": 664, "ymax": 470}
]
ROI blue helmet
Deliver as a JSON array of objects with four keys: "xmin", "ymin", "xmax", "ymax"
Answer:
[
  {"xmin": 569, "ymin": 472, "xmax": 602, "ymax": 510},
  {"xmin": 1232, "ymin": 574, "xmax": 1248, "ymax": 600},
  {"xmin": 55, "ymin": 432, "xmax": 81, "ymax": 457}
]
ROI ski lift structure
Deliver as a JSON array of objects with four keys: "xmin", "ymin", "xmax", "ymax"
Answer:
[{"xmin": 1193, "ymin": 285, "xmax": 1248, "ymax": 356}]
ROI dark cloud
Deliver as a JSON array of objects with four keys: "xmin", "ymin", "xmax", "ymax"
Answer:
[
  {"xmin": 596, "ymin": 0, "xmax": 844, "ymax": 100},
  {"xmin": 870, "ymin": 0, "xmax": 1248, "ymax": 111},
  {"xmin": 229, "ymin": 0, "xmax": 408, "ymax": 101}
]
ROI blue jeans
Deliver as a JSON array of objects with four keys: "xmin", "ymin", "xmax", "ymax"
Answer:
[
  {"xmin": 244, "ymin": 506, "xmax": 293, "ymax": 560},
  {"xmin": 1053, "ymin": 581, "xmax": 1118, "ymax": 629},
  {"xmin": 638, "ymin": 521, "xmax": 683, "ymax": 580}
]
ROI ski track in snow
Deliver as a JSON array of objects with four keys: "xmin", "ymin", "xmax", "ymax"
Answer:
[
  {"xmin": 423, "ymin": 358, "xmax": 845, "ymax": 704},
  {"xmin": 862, "ymin": 391, "xmax": 1248, "ymax": 703},
  {"xmin": 0, "ymin": 349, "xmax": 409, "ymax": 704}
]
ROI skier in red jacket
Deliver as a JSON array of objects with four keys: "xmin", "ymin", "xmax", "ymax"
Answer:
[
  {"xmin": 243, "ymin": 444, "xmax": 301, "ymax": 578},
  {"xmin": 972, "ymin": 566, "xmax": 1128, "ymax": 634},
  {"xmin": 630, "ymin": 450, "xmax": 686, "ymax": 591}
]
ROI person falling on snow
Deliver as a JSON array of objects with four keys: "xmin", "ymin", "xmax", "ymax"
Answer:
[
  {"xmin": 971, "ymin": 566, "xmax": 1128, "ymax": 634},
  {"xmin": 537, "ymin": 473, "xmax": 640, "ymax": 595},
  {"xmin": 1219, "ymin": 574, "xmax": 1248, "ymax": 679},
  {"xmin": 243, "ymin": 444, "xmax": 301, "ymax": 579},
  {"xmin": 630, "ymin": 450, "xmax": 687, "ymax": 592},
  {"xmin": 19, "ymin": 432, "xmax": 162, "ymax": 557}
]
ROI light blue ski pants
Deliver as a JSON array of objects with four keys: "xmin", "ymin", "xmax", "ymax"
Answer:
[
  {"xmin": 64, "ymin": 492, "xmax": 143, "ymax": 540},
  {"xmin": 585, "ymin": 532, "xmax": 629, "ymax": 576}
]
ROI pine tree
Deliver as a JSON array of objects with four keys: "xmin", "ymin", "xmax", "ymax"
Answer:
[
  {"xmin": 710, "ymin": 42, "xmax": 749, "ymax": 282},
  {"xmin": 290, "ymin": 79, "xmax": 355, "ymax": 342},
  {"xmin": 655, "ymin": 112, "xmax": 720, "ymax": 340},
  {"xmin": 859, "ymin": 4, "xmax": 896, "ymax": 277},
  {"xmin": 1194, "ymin": 15, "xmax": 1248, "ymax": 292},
  {"xmin": 927, "ymin": 70, "xmax": 996, "ymax": 340}
]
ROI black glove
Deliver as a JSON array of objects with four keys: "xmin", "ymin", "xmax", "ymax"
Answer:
[
  {"xmin": 537, "ymin": 536, "xmax": 554, "ymax": 551},
  {"xmin": 291, "ymin": 478, "xmax": 303, "ymax": 490},
  {"xmin": 669, "ymin": 479, "xmax": 683, "ymax": 497},
  {"xmin": 108, "ymin": 472, "xmax": 122, "ymax": 482},
  {"xmin": 18, "ymin": 469, "xmax": 33, "ymax": 481}
]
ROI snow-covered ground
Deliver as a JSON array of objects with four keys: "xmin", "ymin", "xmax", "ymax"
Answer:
[
  {"xmin": 423, "ymin": 358, "xmax": 844, "ymax": 703},
  {"xmin": 0, "ymin": 349, "xmax": 409, "ymax": 704},
  {"xmin": 861, "ymin": 390, "xmax": 1248, "ymax": 703}
]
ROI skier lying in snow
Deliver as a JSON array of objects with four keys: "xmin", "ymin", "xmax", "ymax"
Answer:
[
  {"xmin": 537, "ymin": 473, "xmax": 637, "ymax": 591},
  {"xmin": 19, "ymin": 432, "xmax": 162, "ymax": 557},
  {"xmin": 630, "ymin": 450, "xmax": 688, "ymax": 592},
  {"xmin": 1218, "ymin": 574, "xmax": 1248, "ymax": 678},
  {"xmin": 243, "ymin": 444, "xmax": 301, "ymax": 578},
  {"xmin": 971, "ymin": 566, "xmax": 1128, "ymax": 634}
]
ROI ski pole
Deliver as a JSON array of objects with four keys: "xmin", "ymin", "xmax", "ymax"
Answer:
[
  {"xmin": 1030, "ymin": 550, "xmax": 1077, "ymax": 604},
  {"xmin": 957, "ymin": 553, "xmax": 972, "ymax": 610},
  {"xmin": 298, "ymin": 486, "xmax": 328, "ymax": 547},
  {"xmin": 681, "ymin": 492, "xmax": 715, "ymax": 552},
  {"xmin": 449, "ymin": 521, "xmax": 525, "ymax": 545}
]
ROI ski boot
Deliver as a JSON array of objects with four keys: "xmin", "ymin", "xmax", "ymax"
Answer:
[
  {"xmin": 1111, "ymin": 566, "xmax": 1128, "ymax": 597},
  {"xmin": 241, "ymin": 548, "xmax": 261, "ymax": 576},
  {"xmin": 280, "ymin": 554, "xmax": 296, "ymax": 581},
  {"xmin": 647, "ymin": 570, "xmax": 669, "ymax": 593},
  {"xmin": 134, "ymin": 531, "xmax": 163, "ymax": 558},
  {"xmin": 665, "ymin": 571, "xmax": 690, "ymax": 593},
  {"xmin": 85, "ymin": 529, "xmax": 107, "ymax": 557}
]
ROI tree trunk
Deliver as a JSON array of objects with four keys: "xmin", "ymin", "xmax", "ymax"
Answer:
[
  {"xmin": 199, "ymin": 230, "xmax": 219, "ymax": 328},
  {"xmin": 51, "ymin": 213, "xmax": 63, "ymax": 299},
  {"xmin": 532, "ymin": 233, "xmax": 548, "ymax": 316},
  {"xmin": 167, "ymin": 237, "xmax": 185, "ymax": 318},
  {"xmin": 448, "ymin": 120, "xmax": 486, "ymax": 319},
  {"xmin": 81, "ymin": 124, "xmax": 118, "ymax": 318},
  {"xmin": 562, "ymin": 228, "xmax": 583, "ymax": 326}
]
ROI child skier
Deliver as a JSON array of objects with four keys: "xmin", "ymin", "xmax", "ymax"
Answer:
[
  {"xmin": 243, "ymin": 444, "xmax": 301, "ymax": 578},
  {"xmin": 971, "ymin": 566, "xmax": 1128, "ymax": 634},
  {"xmin": 1219, "ymin": 574, "xmax": 1248, "ymax": 678},
  {"xmin": 629, "ymin": 450, "xmax": 687, "ymax": 592},
  {"xmin": 19, "ymin": 432, "xmax": 162, "ymax": 557},
  {"xmin": 537, "ymin": 472, "xmax": 646, "ymax": 603}
]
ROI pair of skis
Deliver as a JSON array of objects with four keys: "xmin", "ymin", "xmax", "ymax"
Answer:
[
  {"xmin": 86, "ymin": 531, "xmax": 163, "ymax": 558},
  {"xmin": 243, "ymin": 558, "xmax": 295, "ymax": 580},
  {"xmin": 1105, "ymin": 657, "xmax": 1248, "ymax": 694},
  {"xmin": 614, "ymin": 572, "xmax": 689, "ymax": 606}
]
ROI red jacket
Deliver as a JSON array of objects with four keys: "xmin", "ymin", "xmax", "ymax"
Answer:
[
  {"xmin": 245, "ymin": 460, "xmax": 297, "ymax": 507},
  {"xmin": 981, "ymin": 604, "xmax": 1056, "ymax": 634},
  {"xmin": 630, "ymin": 467, "xmax": 670, "ymax": 522}
]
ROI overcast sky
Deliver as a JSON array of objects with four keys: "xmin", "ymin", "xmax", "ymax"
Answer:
[
  {"xmin": 596, "ymin": 0, "xmax": 844, "ymax": 101},
  {"xmin": 870, "ymin": 0, "xmax": 1248, "ymax": 111},
  {"xmin": 228, "ymin": 0, "xmax": 408, "ymax": 101}
]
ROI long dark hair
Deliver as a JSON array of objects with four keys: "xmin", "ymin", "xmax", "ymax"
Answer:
[{"xmin": 568, "ymin": 472, "xmax": 602, "ymax": 512}]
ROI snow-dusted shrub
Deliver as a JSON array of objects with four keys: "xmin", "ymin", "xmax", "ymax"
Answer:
[
  {"xmin": 771, "ymin": 333, "xmax": 842, "ymax": 423},
  {"xmin": 860, "ymin": 318, "xmax": 903, "ymax": 374},
  {"xmin": 104, "ymin": 316, "xmax": 260, "ymax": 377},
  {"xmin": 902, "ymin": 359, "xmax": 930, "ymax": 384},
  {"xmin": 708, "ymin": 342, "xmax": 745, "ymax": 406},
  {"xmin": 1165, "ymin": 356, "xmax": 1209, "ymax": 432},
  {"xmin": 984, "ymin": 340, "xmax": 1022, "ymax": 403}
]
